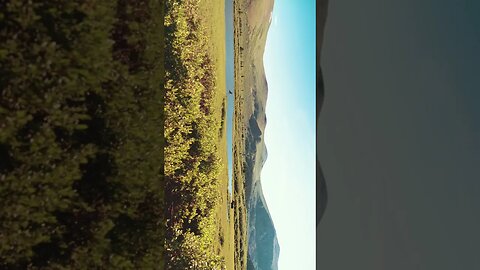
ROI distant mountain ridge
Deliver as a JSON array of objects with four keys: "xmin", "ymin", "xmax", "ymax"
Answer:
[
  {"xmin": 242, "ymin": 0, "xmax": 329, "ymax": 268},
  {"xmin": 240, "ymin": 0, "xmax": 278, "ymax": 269}
]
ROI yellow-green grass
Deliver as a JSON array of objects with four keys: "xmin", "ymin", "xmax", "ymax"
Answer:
[
  {"xmin": 233, "ymin": 0, "xmax": 250, "ymax": 269},
  {"xmin": 199, "ymin": 1, "xmax": 236, "ymax": 270},
  {"xmin": 164, "ymin": 0, "xmax": 246, "ymax": 268},
  {"xmin": 200, "ymin": 1, "xmax": 250, "ymax": 269}
]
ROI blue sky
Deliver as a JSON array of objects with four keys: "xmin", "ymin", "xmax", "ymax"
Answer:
[{"xmin": 262, "ymin": 0, "xmax": 316, "ymax": 269}]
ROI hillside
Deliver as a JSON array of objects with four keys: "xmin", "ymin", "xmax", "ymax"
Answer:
[{"xmin": 233, "ymin": 0, "xmax": 278, "ymax": 269}]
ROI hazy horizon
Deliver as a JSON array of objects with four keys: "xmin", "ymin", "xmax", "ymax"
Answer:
[{"xmin": 262, "ymin": 0, "xmax": 316, "ymax": 269}]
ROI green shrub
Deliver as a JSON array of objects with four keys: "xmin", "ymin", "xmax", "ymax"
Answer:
[
  {"xmin": 164, "ymin": 0, "xmax": 225, "ymax": 268},
  {"xmin": 0, "ymin": 0, "xmax": 165, "ymax": 268}
]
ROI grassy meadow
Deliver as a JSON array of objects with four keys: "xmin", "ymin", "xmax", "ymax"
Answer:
[
  {"xmin": 233, "ymin": 0, "xmax": 250, "ymax": 269},
  {"xmin": 164, "ymin": 0, "xmax": 244, "ymax": 269}
]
